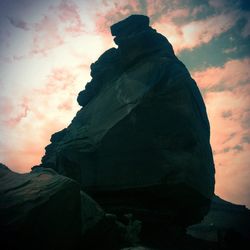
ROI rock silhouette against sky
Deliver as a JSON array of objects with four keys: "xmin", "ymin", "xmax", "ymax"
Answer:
[
  {"xmin": 40, "ymin": 14, "xmax": 215, "ymax": 229},
  {"xmin": 1, "ymin": 12, "xmax": 249, "ymax": 250}
]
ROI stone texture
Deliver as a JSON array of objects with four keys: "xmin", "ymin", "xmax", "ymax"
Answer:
[
  {"xmin": 187, "ymin": 195, "xmax": 250, "ymax": 244},
  {"xmin": 40, "ymin": 14, "xmax": 215, "ymax": 228},
  {"xmin": 0, "ymin": 164, "xmax": 81, "ymax": 249},
  {"xmin": 0, "ymin": 164, "xmax": 142, "ymax": 249}
]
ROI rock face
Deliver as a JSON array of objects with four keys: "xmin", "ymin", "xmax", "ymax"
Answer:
[
  {"xmin": 187, "ymin": 195, "xmax": 250, "ymax": 244},
  {"xmin": 0, "ymin": 164, "xmax": 81, "ymax": 249},
  {"xmin": 40, "ymin": 15, "xmax": 215, "ymax": 228},
  {"xmin": 0, "ymin": 164, "xmax": 142, "ymax": 249}
]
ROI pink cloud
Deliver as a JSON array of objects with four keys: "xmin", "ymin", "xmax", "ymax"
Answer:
[
  {"xmin": 2, "ymin": 97, "xmax": 30, "ymax": 127},
  {"xmin": 93, "ymin": 0, "xmax": 243, "ymax": 53},
  {"xmin": 192, "ymin": 58, "xmax": 250, "ymax": 91},
  {"xmin": 0, "ymin": 97, "xmax": 14, "ymax": 115},
  {"xmin": 215, "ymin": 144, "xmax": 250, "ymax": 207},
  {"xmin": 32, "ymin": 15, "xmax": 64, "ymax": 55},
  {"xmin": 31, "ymin": 0, "xmax": 84, "ymax": 55},
  {"xmin": 0, "ymin": 118, "xmax": 66, "ymax": 173},
  {"xmin": 154, "ymin": 11, "xmax": 238, "ymax": 53},
  {"xmin": 37, "ymin": 67, "xmax": 77, "ymax": 95},
  {"xmin": 95, "ymin": 0, "xmax": 141, "ymax": 34},
  {"xmin": 57, "ymin": 0, "xmax": 84, "ymax": 35},
  {"xmin": 0, "ymin": 65, "xmax": 82, "ymax": 173},
  {"xmin": 192, "ymin": 58, "xmax": 250, "ymax": 207},
  {"xmin": 57, "ymin": 98, "xmax": 73, "ymax": 111}
]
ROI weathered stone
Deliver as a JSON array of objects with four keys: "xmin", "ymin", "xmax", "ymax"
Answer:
[
  {"xmin": 0, "ymin": 165, "xmax": 81, "ymax": 249},
  {"xmin": 40, "ymin": 14, "xmax": 215, "ymax": 229},
  {"xmin": 111, "ymin": 15, "xmax": 149, "ymax": 37},
  {"xmin": 0, "ymin": 164, "xmax": 143, "ymax": 249},
  {"xmin": 80, "ymin": 190, "xmax": 104, "ymax": 234},
  {"xmin": 187, "ymin": 195, "xmax": 250, "ymax": 245}
]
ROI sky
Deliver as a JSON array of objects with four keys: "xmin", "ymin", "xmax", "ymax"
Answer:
[{"xmin": 0, "ymin": 0, "xmax": 249, "ymax": 207}]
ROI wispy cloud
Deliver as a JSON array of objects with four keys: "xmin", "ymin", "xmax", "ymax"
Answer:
[
  {"xmin": 154, "ymin": 10, "xmax": 238, "ymax": 53},
  {"xmin": 192, "ymin": 57, "xmax": 250, "ymax": 206},
  {"xmin": 31, "ymin": 0, "xmax": 84, "ymax": 55},
  {"xmin": 193, "ymin": 58, "xmax": 250, "ymax": 92},
  {"xmin": 7, "ymin": 16, "xmax": 29, "ymax": 30},
  {"xmin": 0, "ymin": 0, "xmax": 249, "ymax": 207},
  {"xmin": 2, "ymin": 97, "xmax": 30, "ymax": 127}
]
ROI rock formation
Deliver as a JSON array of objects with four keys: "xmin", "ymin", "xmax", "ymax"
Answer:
[
  {"xmin": 0, "ymin": 164, "xmax": 81, "ymax": 249},
  {"xmin": 0, "ymin": 163, "xmax": 142, "ymax": 249},
  {"xmin": 39, "ymin": 14, "xmax": 215, "ymax": 232},
  {"xmin": 1, "ymin": 14, "xmax": 249, "ymax": 250},
  {"xmin": 187, "ymin": 195, "xmax": 250, "ymax": 246}
]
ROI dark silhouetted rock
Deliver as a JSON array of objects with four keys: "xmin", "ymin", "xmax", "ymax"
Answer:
[
  {"xmin": 40, "ymin": 14, "xmax": 215, "ymax": 234},
  {"xmin": 0, "ymin": 164, "xmax": 142, "ymax": 249},
  {"xmin": 111, "ymin": 15, "xmax": 149, "ymax": 37},
  {"xmin": 0, "ymin": 165, "xmax": 81, "ymax": 249},
  {"xmin": 187, "ymin": 195, "xmax": 250, "ymax": 247}
]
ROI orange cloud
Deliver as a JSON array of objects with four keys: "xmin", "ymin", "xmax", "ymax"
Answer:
[
  {"xmin": 1, "ymin": 0, "xmax": 249, "ymax": 208},
  {"xmin": 192, "ymin": 58, "xmax": 250, "ymax": 91},
  {"xmin": 192, "ymin": 58, "xmax": 250, "ymax": 207},
  {"xmin": 31, "ymin": 0, "xmax": 84, "ymax": 55},
  {"xmin": 154, "ymin": 11, "xmax": 238, "ymax": 53},
  {"xmin": 93, "ymin": 0, "xmax": 241, "ymax": 53},
  {"xmin": 1, "ymin": 97, "xmax": 30, "ymax": 127},
  {"xmin": 95, "ymin": 0, "xmax": 141, "ymax": 35},
  {"xmin": 0, "ymin": 65, "xmax": 83, "ymax": 173},
  {"xmin": 57, "ymin": 0, "xmax": 84, "ymax": 34}
]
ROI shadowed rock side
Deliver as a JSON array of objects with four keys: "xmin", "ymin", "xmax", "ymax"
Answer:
[
  {"xmin": 0, "ymin": 164, "xmax": 81, "ymax": 249},
  {"xmin": 187, "ymin": 195, "xmax": 250, "ymax": 246},
  {"xmin": 39, "ymin": 15, "xmax": 215, "ymax": 230},
  {"xmin": 0, "ymin": 164, "xmax": 142, "ymax": 250}
]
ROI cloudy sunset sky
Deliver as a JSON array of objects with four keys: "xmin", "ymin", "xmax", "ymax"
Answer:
[{"xmin": 0, "ymin": 0, "xmax": 249, "ymax": 207}]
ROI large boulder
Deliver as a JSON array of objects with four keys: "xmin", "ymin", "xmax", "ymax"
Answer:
[
  {"xmin": 0, "ymin": 164, "xmax": 142, "ymax": 249},
  {"xmin": 40, "ymin": 15, "xmax": 215, "ymax": 228},
  {"xmin": 0, "ymin": 164, "xmax": 81, "ymax": 249},
  {"xmin": 187, "ymin": 195, "xmax": 250, "ymax": 247}
]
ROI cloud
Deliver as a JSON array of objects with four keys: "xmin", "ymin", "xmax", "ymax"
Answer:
[
  {"xmin": 154, "ymin": 11, "xmax": 238, "ymax": 53},
  {"xmin": 223, "ymin": 46, "xmax": 237, "ymax": 54},
  {"xmin": 192, "ymin": 58, "xmax": 250, "ymax": 92},
  {"xmin": 7, "ymin": 16, "xmax": 29, "ymax": 30},
  {"xmin": 215, "ymin": 143, "xmax": 250, "ymax": 207},
  {"xmin": 1, "ymin": 97, "xmax": 30, "ymax": 127},
  {"xmin": 95, "ymin": 0, "xmax": 142, "ymax": 34},
  {"xmin": 93, "ymin": 0, "xmax": 246, "ymax": 53},
  {"xmin": 0, "ymin": 97, "xmax": 14, "ymax": 116},
  {"xmin": 1, "ymin": 0, "xmax": 249, "ymax": 207},
  {"xmin": 57, "ymin": 0, "xmax": 84, "ymax": 34},
  {"xmin": 57, "ymin": 99, "xmax": 73, "ymax": 111},
  {"xmin": 32, "ymin": 15, "xmax": 64, "ymax": 55},
  {"xmin": 31, "ymin": 0, "xmax": 85, "ymax": 55},
  {"xmin": 0, "ymin": 63, "xmax": 84, "ymax": 173},
  {"xmin": 36, "ymin": 67, "xmax": 76, "ymax": 95},
  {"xmin": 192, "ymin": 57, "xmax": 250, "ymax": 207},
  {"xmin": 205, "ymin": 88, "xmax": 250, "ymax": 207}
]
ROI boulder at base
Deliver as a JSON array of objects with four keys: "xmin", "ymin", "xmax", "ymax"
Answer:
[
  {"xmin": 187, "ymin": 195, "xmax": 250, "ymax": 247},
  {"xmin": 40, "ymin": 15, "xmax": 215, "ymax": 229},
  {"xmin": 0, "ymin": 164, "xmax": 101, "ymax": 249},
  {"xmin": 0, "ymin": 164, "xmax": 81, "ymax": 249},
  {"xmin": 0, "ymin": 164, "xmax": 142, "ymax": 249}
]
